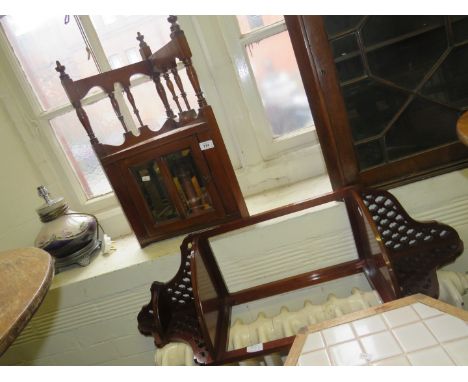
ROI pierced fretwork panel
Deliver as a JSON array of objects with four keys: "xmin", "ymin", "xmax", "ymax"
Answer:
[
  {"xmin": 137, "ymin": 236, "xmax": 209, "ymax": 365},
  {"xmin": 360, "ymin": 189, "xmax": 463, "ymax": 298}
]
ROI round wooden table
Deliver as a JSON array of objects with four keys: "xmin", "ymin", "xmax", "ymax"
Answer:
[
  {"xmin": 457, "ymin": 111, "xmax": 468, "ymax": 146},
  {"xmin": 0, "ymin": 247, "xmax": 54, "ymax": 355}
]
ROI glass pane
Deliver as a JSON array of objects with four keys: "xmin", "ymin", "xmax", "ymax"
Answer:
[
  {"xmin": 236, "ymin": 15, "xmax": 284, "ymax": 34},
  {"xmin": 164, "ymin": 149, "xmax": 213, "ymax": 215},
  {"xmin": 83, "ymin": 97, "xmax": 127, "ymax": 146},
  {"xmin": 195, "ymin": 253, "xmax": 219, "ymax": 347},
  {"xmin": 90, "ymin": 15, "xmax": 171, "ymax": 70},
  {"xmin": 131, "ymin": 162, "xmax": 179, "ymax": 223},
  {"xmin": 247, "ymin": 31, "xmax": 314, "ymax": 137},
  {"xmin": 367, "ymin": 27, "xmax": 447, "ymax": 89},
  {"xmin": 451, "ymin": 16, "xmax": 468, "ymax": 44},
  {"xmin": 341, "ymin": 78, "xmax": 409, "ymax": 141},
  {"xmin": 355, "ymin": 140, "xmax": 384, "ymax": 170},
  {"xmin": 49, "ymin": 96, "xmax": 129, "ymax": 199},
  {"xmin": 386, "ymin": 99, "xmax": 460, "ymax": 161},
  {"xmin": 323, "ymin": 16, "xmax": 364, "ymax": 38},
  {"xmin": 1, "ymin": 15, "xmax": 99, "ymax": 110},
  {"xmin": 421, "ymin": 45, "xmax": 468, "ymax": 109},
  {"xmin": 50, "ymin": 111, "xmax": 112, "ymax": 199},
  {"xmin": 331, "ymin": 34, "xmax": 365, "ymax": 83},
  {"xmin": 362, "ymin": 16, "xmax": 445, "ymax": 47}
]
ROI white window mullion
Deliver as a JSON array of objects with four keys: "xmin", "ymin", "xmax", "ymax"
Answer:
[
  {"xmin": 239, "ymin": 21, "xmax": 287, "ymax": 46},
  {"xmin": 77, "ymin": 15, "xmax": 137, "ymax": 134}
]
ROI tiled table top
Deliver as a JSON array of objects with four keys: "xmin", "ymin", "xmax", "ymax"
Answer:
[{"xmin": 285, "ymin": 294, "xmax": 468, "ymax": 366}]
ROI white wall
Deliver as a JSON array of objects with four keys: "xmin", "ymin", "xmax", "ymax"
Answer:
[{"xmin": 0, "ymin": 77, "xmax": 43, "ymax": 249}]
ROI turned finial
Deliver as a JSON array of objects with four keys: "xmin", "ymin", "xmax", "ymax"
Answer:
[
  {"xmin": 136, "ymin": 32, "xmax": 152, "ymax": 59},
  {"xmin": 55, "ymin": 60, "xmax": 69, "ymax": 80},
  {"xmin": 168, "ymin": 15, "xmax": 180, "ymax": 33},
  {"xmin": 136, "ymin": 32, "xmax": 145, "ymax": 47}
]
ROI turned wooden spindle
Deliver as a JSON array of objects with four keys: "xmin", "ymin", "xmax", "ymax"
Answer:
[
  {"xmin": 163, "ymin": 72, "xmax": 182, "ymax": 113},
  {"xmin": 55, "ymin": 62, "xmax": 99, "ymax": 144},
  {"xmin": 136, "ymin": 32, "xmax": 152, "ymax": 60},
  {"xmin": 55, "ymin": 60, "xmax": 69, "ymax": 81},
  {"xmin": 74, "ymin": 102, "xmax": 99, "ymax": 144},
  {"xmin": 183, "ymin": 58, "xmax": 207, "ymax": 108},
  {"xmin": 171, "ymin": 68, "xmax": 191, "ymax": 110},
  {"xmin": 123, "ymin": 86, "xmax": 144, "ymax": 127},
  {"xmin": 108, "ymin": 91, "xmax": 129, "ymax": 133},
  {"xmin": 167, "ymin": 15, "xmax": 181, "ymax": 36},
  {"xmin": 153, "ymin": 73, "xmax": 175, "ymax": 119}
]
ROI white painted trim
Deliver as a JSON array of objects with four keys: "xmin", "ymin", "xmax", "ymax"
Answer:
[{"xmin": 217, "ymin": 15, "xmax": 319, "ymax": 159}]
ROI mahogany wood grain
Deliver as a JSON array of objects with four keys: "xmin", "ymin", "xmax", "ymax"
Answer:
[
  {"xmin": 457, "ymin": 111, "xmax": 468, "ymax": 146},
  {"xmin": 226, "ymin": 259, "xmax": 366, "ymax": 306},
  {"xmin": 285, "ymin": 16, "xmax": 359, "ymax": 189},
  {"xmin": 213, "ymin": 336, "xmax": 295, "ymax": 365}
]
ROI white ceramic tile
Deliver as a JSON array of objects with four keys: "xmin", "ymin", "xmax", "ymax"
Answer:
[
  {"xmin": 322, "ymin": 323, "xmax": 355, "ymax": 346},
  {"xmin": 411, "ymin": 303, "xmax": 443, "ymax": 319},
  {"xmin": 382, "ymin": 306, "xmax": 419, "ymax": 328},
  {"xmin": 302, "ymin": 332, "xmax": 325, "ymax": 353},
  {"xmin": 359, "ymin": 331, "xmax": 402, "ymax": 362},
  {"xmin": 352, "ymin": 315, "xmax": 386, "ymax": 337},
  {"xmin": 371, "ymin": 355, "xmax": 410, "ymax": 366},
  {"xmin": 406, "ymin": 346, "xmax": 454, "ymax": 366},
  {"xmin": 298, "ymin": 349, "xmax": 331, "ymax": 366},
  {"xmin": 443, "ymin": 338, "xmax": 468, "ymax": 365},
  {"xmin": 392, "ymin": 322, "xmax": 437, "ymax": 352},
  {"xmin": 328, "ymin": 340, "xmax": 367, "ymax": 366},
  {"xmin": 424, "ymin": 314, "xmax": 468, "ymax": 342}
]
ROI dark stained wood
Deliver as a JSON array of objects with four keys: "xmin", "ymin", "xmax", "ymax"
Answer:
[
  {"xmin": 285, "ymin": 16, "xmax": 468, "ymax": 190},
  {"xmin": 172, "ymin": 67, "xmax": 191, "ymax": 110},
  {"xmin": 457, "ymin": 111, "xmax": 468, "ymax": 146},
  {"xmin": 123, "ymin": 86, "xmax": 144, "ymax": 128},
  {"xmin": 138, "ymin": 186, "xmax": 463, "ymax": 364},
  {"xmin": 212, "ymin": 336, "xmax": 295, "ymax": 365},
  {"xmin": 0, "ymin": 248, "xmax": 54, "ymax": 356},
  {"xmin": 285, "ymin": 16, "xmax": 359, "ymax": 189},
  {"xmin": 56, "ymin": 16, "xmax": 248, "ymax": 247},
  {"xmin": 344, "ymin": 192, "xmax": 399, "ymax": 302},
  {"xmin": 226, "ymin": 259, "xmax": 366, "ymax": 306},
  {"xmin": 359, "ymin": 143, "xmax": 468, "ymax": 189}
]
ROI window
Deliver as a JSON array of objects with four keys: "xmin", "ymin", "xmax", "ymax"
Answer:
[
  {"xmin": 0, "ymin": 15, "xmax": 189, "ymax": 202},
  {"xmin": 286, "ymin": 15, "xmax": 468, "ymax": 190},
  {"xmin": 0, "ymin": 15, "xmax": 328, "ymax": 214},
  {"xmin": 220, "ymin": 16, "xmax": 318, "ymax": 158}
]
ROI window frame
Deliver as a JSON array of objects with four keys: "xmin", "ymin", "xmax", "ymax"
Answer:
[{"xmin": 218, "ymin": 15, "xmax": 319, "ymax": 160}]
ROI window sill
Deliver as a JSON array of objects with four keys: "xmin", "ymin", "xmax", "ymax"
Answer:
[{"xmin": 51, "ymin": 174, "xmax": 332, "ymax": 290}]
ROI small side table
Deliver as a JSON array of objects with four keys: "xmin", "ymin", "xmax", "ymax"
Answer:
[
  {"xmin": 0, "ymin": 247, "xmax": 54, "ymax": 356},
  {"xmin": 285, "ymin": 294, "xmax": 468, "ymax": 366},
  {"xmin": 457, "ymin": 111, "xmax": 468, "ymax": 146}
]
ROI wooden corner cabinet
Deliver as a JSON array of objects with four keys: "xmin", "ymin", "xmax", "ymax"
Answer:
[{"xmin": 55, "ymin": 16, "xmax": 248, "ymax": 247}]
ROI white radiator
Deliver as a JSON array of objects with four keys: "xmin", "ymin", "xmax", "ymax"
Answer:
[{"xmin": 154, "ymin": 270, "xmax": 468, "ymax": 366}]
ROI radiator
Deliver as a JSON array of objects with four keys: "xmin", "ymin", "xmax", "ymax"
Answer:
[{"xmin": 153, "ymin": 270, "xmax": 468, "ymax": 366}]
